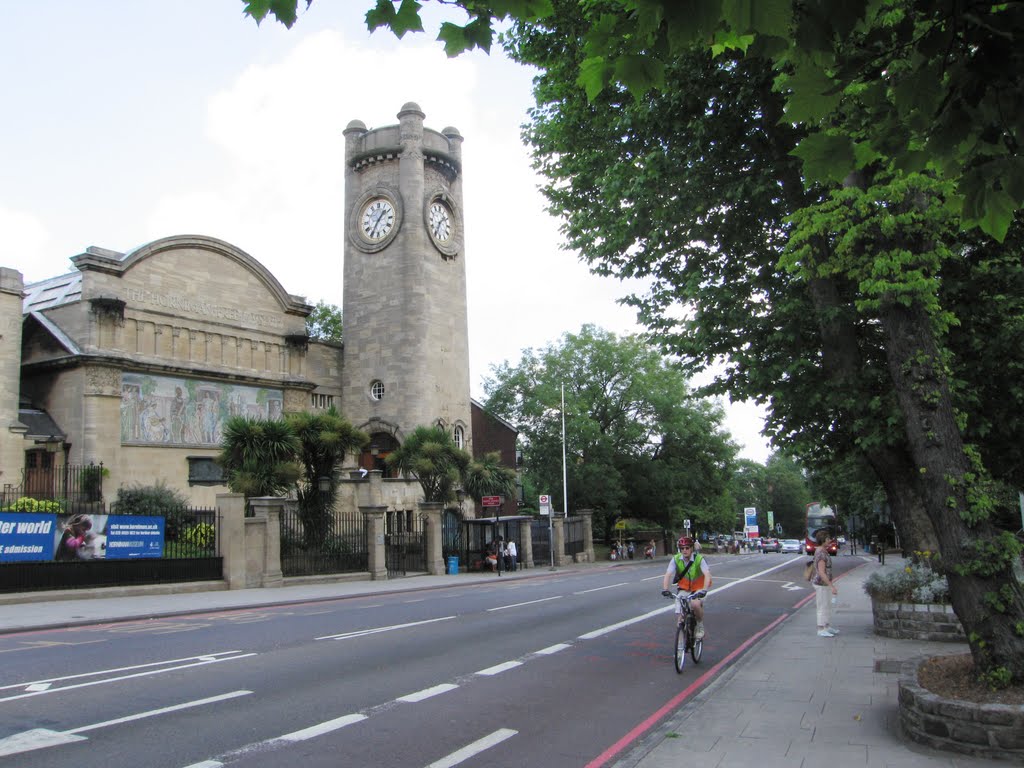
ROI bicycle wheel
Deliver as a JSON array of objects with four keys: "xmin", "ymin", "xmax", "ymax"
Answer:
[
  {"xmin": 674, "ymin": 621, "xmax": 687, "ymax": 673},
  {"xmin": 691, "ymin": 635, "xmax": 703, "ymax": 663}
]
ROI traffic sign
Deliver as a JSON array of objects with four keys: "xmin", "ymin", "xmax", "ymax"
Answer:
[
  {"xmin": 539, "ymin": 495, "xmax": 550, "ymax": 505},
  {"xmin": 481, "ymin": 495, "xmax": 502, "ymax": 507}
]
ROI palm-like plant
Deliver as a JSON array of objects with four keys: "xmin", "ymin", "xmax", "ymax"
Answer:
[
  {"xmin": 286, "ymin": 408, "xmax": 369, "ymax": 545},
  {"xmin": 217, "ymin": 416, "xmax": 302, "ymax": 500},
  {"xmin": 464, "ymin": 451, "xmax": 518, "ymax": 509},
  {"xmin": 386, "ymin": 425, "xmax": 471, "ymax": 504}
]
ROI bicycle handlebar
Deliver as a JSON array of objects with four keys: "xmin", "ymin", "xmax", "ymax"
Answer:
[{"xmin": 663, "ymin": 589, "xmax": 707, "ymax": 600}]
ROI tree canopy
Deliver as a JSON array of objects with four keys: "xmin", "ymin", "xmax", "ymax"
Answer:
[
  {"xmin": 305, "ymin": 300, "xmax": 343, "ymax": 342},
  {"xmin": 245, "ymin": 0, "xmax": 1023, "ymax": 240},
  {"xmin": 483, "ymin": 324, "xmax": 736, "ymax": 538}
]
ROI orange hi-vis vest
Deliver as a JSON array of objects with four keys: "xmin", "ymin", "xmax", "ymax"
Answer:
[{"xmin": 673, "ymin": 553, "xmax": 707, "ymax": 593}]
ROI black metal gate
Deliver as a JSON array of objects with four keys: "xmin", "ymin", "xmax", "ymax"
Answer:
[
  {"xmin": 385, "ymin": 509, "xmax": 426, "ymax": 577},
  {"xmin": 279, "ymin": 501, "xmax": 368, "ymax": 577}
]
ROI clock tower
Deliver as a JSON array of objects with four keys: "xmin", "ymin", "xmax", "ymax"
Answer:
[{"xmin": 341, "ymin": 103, "xmax": 472, "ymax": 467}]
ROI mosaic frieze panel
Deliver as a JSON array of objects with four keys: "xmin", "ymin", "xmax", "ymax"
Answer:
[{"xmin": 121, "ymin": 373, "xmax": 282, "ymax": 447}]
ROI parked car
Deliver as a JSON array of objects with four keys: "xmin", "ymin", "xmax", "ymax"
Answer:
[{"xmin": 780, "ymin": 539, "xmax": 802, "ymax": 553}]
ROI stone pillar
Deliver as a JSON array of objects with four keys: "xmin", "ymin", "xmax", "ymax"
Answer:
[
  {"xmin": 552, "ymin": 516, "xmax": 567, "ymax": 567},
  {"xmin": 356, "ymin": 469, "xmax": 384, "ymax": 508},
  {"xmin": 579, "ymin": 509, "xmax": 596, "ymax": 563},
  {"xmin": 419, "ymin": 501, "xmax": 444, "ymax": 575},
  {"xmin": 0, "ymin": 269, "xmax": 25, "ymax": 487},
  {"xmin": 362, "ymin": 505, "xmax": 388, "ymax": 580},
  {"xmin": 520, "ymin": 520, "xmax": 534, "ymax": 569},
  {"xmin": 249, "ymin": 497, "xmax": 284, "ymax": 587},
  {"xmin": 218, "ymin": 493, "xmax": 246, "ymax": 589}
]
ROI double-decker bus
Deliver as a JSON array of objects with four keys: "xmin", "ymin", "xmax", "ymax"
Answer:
[{"xmin": 804, "ymin": 502, "xmax": 838, "ymax": 556}]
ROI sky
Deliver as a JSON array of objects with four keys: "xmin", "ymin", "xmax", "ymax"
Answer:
[{"xmin": 0, "ymin": 1, "xmax": 770, "ymax": 463}]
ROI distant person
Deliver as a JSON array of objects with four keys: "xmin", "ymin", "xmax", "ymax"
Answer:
[
  {"xmin": 812, "ymin": 529, "xmax": 839, "ymax": 637},
  {"xmin": 627, "ymin": 541, "xmax": 635, "ymax": 559},
  {"xmin": 505, "ymin": 539, "xmax": 517, "ymax": 572},
  {"xmin": 661, "ymin": 536, "xmax": 712, "ymax": 640}
]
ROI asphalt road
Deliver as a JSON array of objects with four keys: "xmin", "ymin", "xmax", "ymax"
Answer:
[{"xmin": 0, "ymin": 553, "xmax": 859, "ymax": 768}]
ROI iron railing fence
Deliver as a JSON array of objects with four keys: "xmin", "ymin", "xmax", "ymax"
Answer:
[
  {"xmin": 384, "ymin": 509, "xmax": 426, "ymax": 577},
  {"xmin": 531, "ymin": 519, "xmax": 552, "ymax": 567},
  {"xmin": 0, "ymin": 463, "xmax": 107, "ymax": 512},
  {"xmin": 565, "ymin": 517, "xmax": 585, "ymax": 560},
  {"xmin": 279, "ymin": 500, "xmax": 368, "ymax": 577},
  {"xmin": 0, "ymin": 507, "xmax": 222, "ymax": 593}
]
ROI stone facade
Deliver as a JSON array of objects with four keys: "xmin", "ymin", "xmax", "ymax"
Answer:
[{"xmin": 341, "ymin": 103, "xmax": 472, "ymax": 466}]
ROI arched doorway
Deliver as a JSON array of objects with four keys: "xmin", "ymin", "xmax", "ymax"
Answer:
[{"xmin": 360, "ymin": 431, "xmax": 400, "ymax": 478}]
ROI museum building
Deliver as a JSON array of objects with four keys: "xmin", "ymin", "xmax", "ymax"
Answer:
[{"xmin": 0, "ymin": 103, "xmax": 518, "ymax": 516}]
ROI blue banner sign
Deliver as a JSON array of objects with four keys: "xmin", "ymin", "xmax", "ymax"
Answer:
[
  {"xmin": 0, "ymin": 513, "xmax": 166, "ymax": 562},
  {"xmin": 0, "ymin": 513, "xmax": 56, "ymax": 562}
]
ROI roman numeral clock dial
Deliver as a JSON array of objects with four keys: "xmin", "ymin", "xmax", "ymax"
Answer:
[{"xmin": 361, "ymin": 198, "xmax": 395, "ymax": 241}]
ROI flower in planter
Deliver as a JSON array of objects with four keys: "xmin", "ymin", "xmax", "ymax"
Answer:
[{"xmin": 864, "ymin": 557, "xmax": 950, "ymax": 604}]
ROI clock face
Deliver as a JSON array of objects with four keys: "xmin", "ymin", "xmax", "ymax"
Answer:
[
  {"xmin": 429, "ymin": 201, "xmax": 452, "ymax": 243},
  {"xmin": 361, "ymin": 198, "xmax": 396, "ymax": 242}
]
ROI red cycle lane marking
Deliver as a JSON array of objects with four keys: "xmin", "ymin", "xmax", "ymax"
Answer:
[{"xmin": 586, "ymin": 612, "xmax": 790, "ymax": 768}]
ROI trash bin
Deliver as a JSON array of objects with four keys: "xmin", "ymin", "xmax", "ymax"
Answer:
[{"xmin": 447, "ymin": 556, "xmax": 459, "ymax": 575}]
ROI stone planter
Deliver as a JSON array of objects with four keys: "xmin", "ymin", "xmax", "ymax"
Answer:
[
  {"xmin": 872, "ymin": 600, "xmax": 965, "ymax": 641},
  {"xmin": 899, "ymin": 655, "xmax": 1024, "ymax": 760}
]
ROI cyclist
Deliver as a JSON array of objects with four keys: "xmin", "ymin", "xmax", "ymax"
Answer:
[{"xmin": 661, "ymin": 536, "xmax": 712, "ymax": 639}]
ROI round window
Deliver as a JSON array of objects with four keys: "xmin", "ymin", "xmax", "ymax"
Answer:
[{"xmin": 370, "ymin": 380, "xmax": 385, "ymax": 400}]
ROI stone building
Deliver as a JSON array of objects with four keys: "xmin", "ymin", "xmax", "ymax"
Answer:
[{"xmin": 0, "ymin": 104, "xmax": 515, "ymax": 511}]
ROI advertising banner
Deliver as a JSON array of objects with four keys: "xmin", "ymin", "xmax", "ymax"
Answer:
[
  {"xmin": 0, "ymin": 513, "xmax": 165, "ymax": 562},
  {"xmin": 0, "ymin": 513, "xmax": 55, "ymax": 562}
]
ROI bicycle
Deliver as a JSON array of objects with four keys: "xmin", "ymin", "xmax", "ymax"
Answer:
[{"xmin": 662, "ymin": 588, "xmax": 707, "ymax": 673}]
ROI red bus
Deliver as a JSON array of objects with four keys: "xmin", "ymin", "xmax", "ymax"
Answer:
[{"xmin": 804, "ymin": 502, "xmax": 838, "ymax": 556}]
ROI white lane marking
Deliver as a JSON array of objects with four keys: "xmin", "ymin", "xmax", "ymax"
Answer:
[
  {"xmin": 475, "ymin": 661, "xmax": 522, "ymax": 676},
  {"xmin": 0, "ymin": 654, "xmax": 256, "ymax": 703},
  {"xmin": 579, "ymin": 556, "xmax": 807, "ymax": 639},
  {"xmin": 67, "ymin": 690, "xmax": 253, "ymax": 734},
  {"xmin": 0, "ymin": 730, "xmax": 85, "ymax": 758},
  {"xmin": 424, "ymin": 728, "xmax": 518, "ymax": 768},
  {"xmin": 535, "ymin": 643, "xmax": 571, "ymax": 655},
  {"xmin": 0, "ymin": 650, "xmax": 247, "ymax": 692},
  {"xmin": 575, "ymin": 582, "xmax": 628, "ymax": 594},
  {"xmin": 182, "ymin": 762, "xmax": 224, "ymax": 768},
  {"xmin": 396, "ymin": 683, "xmax": 459, "ymax": 703},
  {"xmin": 0, "ymin": 691, "xmax": 251, "ymax": 757},
  {"xmin": 487, "ymin": 595, "xmax": 562, "ymax": 612},
  {"xmin": 578, "ymin": 607, "xmax": 670, "ymax": 639},
  {"xmin": 276, "ymin": 714, "xmax": 368, "ymax": 742},
  {"xmin": 316, "ymin": 616, "xmax": 454, "ymax": 641},
  {"xmin": 781, "ymin": 581, "xmax": 803, "ymax": 591},
  {"xmin": 25, "ymin": 683, "xmax": 51, "ymax": 692}
]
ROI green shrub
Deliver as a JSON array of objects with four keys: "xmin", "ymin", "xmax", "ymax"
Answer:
[
  {"xmin": 110, "ymin": 482, "xmax": 191, "ymax": 539},
  {"xmin": 182, "ymin": 522, "xmax": 216, "ymax": 551},
  {"xmin": 1, "ymin": 497, "xmax": 64, "ymax": 513}
]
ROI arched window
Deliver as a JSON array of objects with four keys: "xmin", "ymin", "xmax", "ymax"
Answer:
[{"xmin": 453, "ymin": 425, "xmax": 465, "ymax": 450}]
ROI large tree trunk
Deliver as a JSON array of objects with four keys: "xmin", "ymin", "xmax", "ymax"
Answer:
[
  {"xmin": 863, "ymin": 446, "xmax": 937, "ymax": 553},
  {"xmin": 880, "ymin": 298, "xmax": 1024, "ymax": 683},
  {"xmin": 805, "ymin": 275, "xmax": 939, "ymax": 553}
]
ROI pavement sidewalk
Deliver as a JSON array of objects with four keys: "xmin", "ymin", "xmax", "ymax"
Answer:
[
  {"xmin": 0, "ymin": 555, "xmax": 999, "ymax": 766},
  {"xmin": 617, "ymin": 555, "xmax": 998, "ymax": 768}
]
